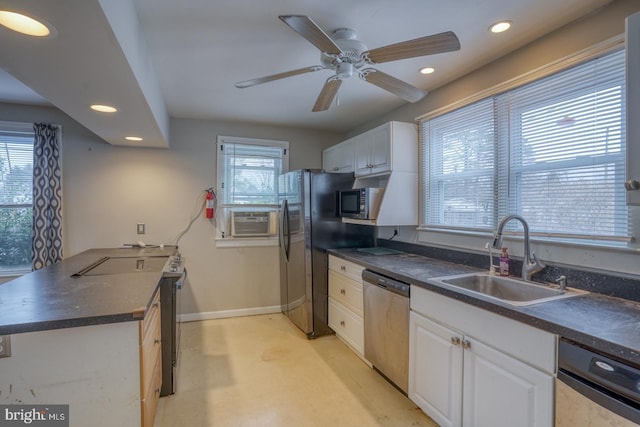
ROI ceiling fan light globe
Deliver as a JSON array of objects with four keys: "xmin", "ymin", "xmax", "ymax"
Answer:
[{"xmin": 336, "ymin": 62, "xmax": 354, "ymax": 79}]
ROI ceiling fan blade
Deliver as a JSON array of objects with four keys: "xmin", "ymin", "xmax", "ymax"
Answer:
[
  {"xmin": 235, "ymin": 66, "xmax": 325, "ymax": 88},
  {"xmin": 360, "ymin": 68, "xmax": 427, "ymax": 103},
  {"xmin": 364, "ymin": 31, "xmax": 460, "ymax": 64},
  {"xmin": 279, "ymin": 15, "xmax": 342, "ymax": 55},
  {"xmin": 313, "ymin": 78, "xmax": 342, "ymax": 112}
]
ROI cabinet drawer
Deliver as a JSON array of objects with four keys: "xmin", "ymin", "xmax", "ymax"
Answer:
[
  {"xmin": 141, "ymin": 352, "xmax": 162, "ymax": 427},
  {"xmin": 328, "ymin": 298, "xmax": 364, "ymax": 355},
  {"xmin": 329, "ymin": 255, "xmax": 364, "ymax": 283},
  {"xmin": 329, "ymin": 270, "xmax": 364, "ymax": 316},
  {"xmin": 141, "ymin": 290, "xmax": 161, "ymax": 339}
]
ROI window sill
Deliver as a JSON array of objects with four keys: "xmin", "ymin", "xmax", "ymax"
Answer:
[{"xmin": 215, "ymin": 236, "xmax": 279, "ymax": 248}]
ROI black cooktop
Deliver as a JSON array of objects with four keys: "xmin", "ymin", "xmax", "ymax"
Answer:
[{"xmin": 73, "ymin": 256, "xmax": 168, "ymax": 276}]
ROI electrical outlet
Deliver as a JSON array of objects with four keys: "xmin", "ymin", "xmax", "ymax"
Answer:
[
  {"xmin": 0, "ymin": 335, "xmax": 11, "ymax": 358},
  {"xmin": 137, "ymin": 223, "xmax": 145, "ymax": 235}
]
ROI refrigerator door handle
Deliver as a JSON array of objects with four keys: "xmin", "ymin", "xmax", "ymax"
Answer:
[{"xmin": 280, "ymin": 199, "xmax": 290, "ymax": 261}]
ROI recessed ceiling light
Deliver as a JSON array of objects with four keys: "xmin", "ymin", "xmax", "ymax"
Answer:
[
  {"xmin": 420, "ymin": 67, "xmax": 435, "ymax": 75},
  {"xmin": 0, "ymin": 10, "xmax": 53, "ymax": 37},
  {"xmin": 90, "ymin": 104, "xmax": 118, "ymax": 113},
  {"xmin": 490, "ymin": 21, "xmax": 512, "ymax": 34},
  {"xmin": 125, "ymin": 136, "xmax": 143, "ymax": 142}
]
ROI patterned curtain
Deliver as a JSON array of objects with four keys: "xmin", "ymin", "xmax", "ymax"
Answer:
[{"xmin": 32, "ymin": 123, "xmax": 63, "ymax": 270}]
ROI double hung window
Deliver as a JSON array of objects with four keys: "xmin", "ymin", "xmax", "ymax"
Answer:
[
  {"xmin": 421, "ymin": 49, "xmax": 628, "ymax": 242},
  {"xmin": 0, "ymin": 123, "xmax": 34, "ymax": 273},
  {"xmin": 215, "ymin": 136, "xmax": 289, "ymax": 241},
  {"xmin": 216, "ymin": 136, "xmax": 289, "ymax": 206}
]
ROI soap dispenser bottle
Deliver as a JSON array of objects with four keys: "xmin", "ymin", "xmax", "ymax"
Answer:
[{"xmin": 499, "ymin": 248, "xmax": 510, "ymax": 276}]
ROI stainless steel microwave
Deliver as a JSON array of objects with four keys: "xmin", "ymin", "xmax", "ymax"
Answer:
[{"xmin": 337, "ymin": 187, "xmax": 384, "ymax": 220}]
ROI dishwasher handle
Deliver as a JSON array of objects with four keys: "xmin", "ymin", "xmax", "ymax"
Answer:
[{"xmin": 362, "ymin": 270, "xmax": 410, "ymax": 298}]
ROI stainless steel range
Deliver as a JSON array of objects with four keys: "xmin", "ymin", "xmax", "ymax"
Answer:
[{"xmin": 159, "ymin": 252, "xmax": 186, "ymax": 396}]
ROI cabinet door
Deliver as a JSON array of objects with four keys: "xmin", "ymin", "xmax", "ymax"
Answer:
[
  {"xmin": 409, "ymin": 312, "xmax": 463, "ymax": 427},
  {"xmin": 322, "ymin": 145, "xmax": 337, "ymax": 172},
  {"xmin": 335, "ymin": 139, "xmax": 355, "ymax": 172},
  {"xmin": 324, "ymin": 139, "xmax": 356, "ymax": 173},
  {"xmin": 354, "ymin": 133, "xmax": 371, "ymax": 176},
  {"xmin": 462, "ymin": 337, "xmax": 553, "ymax": 427},
  {"xmin": 368, "ymin": 123, "xmax": 391, "ymax": 175}
]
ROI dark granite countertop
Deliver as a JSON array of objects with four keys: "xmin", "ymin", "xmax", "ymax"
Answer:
[
  {"xmin": 329, "ymin": 247, "xmax": 640, "ymax": 368},
  {"xmin": 0, "ymin": 247, "xmax": 176, "ymax": 335}
]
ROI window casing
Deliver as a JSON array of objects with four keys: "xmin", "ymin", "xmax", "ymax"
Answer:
[
  {"xmin": 215, "ymin": 136, "xmax": 289, "ymax": 242},
  {"xmin": 421, "ymin": 49, "xmax": 628, "ymax": 242},
  {"xmin": 0, "ymin": 123, "xmax": 34, "ymax": 274}
]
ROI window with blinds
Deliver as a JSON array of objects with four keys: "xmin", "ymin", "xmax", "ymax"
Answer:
[
  {"xmin": 421, "ymin": 49, "xmax": 628, "ymax": 241},
  {"xmin": 0, "ymin": 123, "xmax": 34, "ymax": 272},
  {"xmin": 216, "ymin": 137, "xmax": 289, "ymax": 206}
]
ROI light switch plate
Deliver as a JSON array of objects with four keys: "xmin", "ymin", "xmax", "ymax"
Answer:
[{"xmin": 137, "ymin": 223, "xmax": 145, "ymax": 235}]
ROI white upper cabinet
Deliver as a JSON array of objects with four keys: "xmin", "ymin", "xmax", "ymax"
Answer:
[
  {"xmin": 353, "ymin": 121, "xmax": 417, "ymax": 177},
  {"xmin": 323, "ymin": 138, "xmax": 355, "ymax": 173},
  {"xmin": 626, "ymin": 11, "xmax": 640, "ymax": 205}
]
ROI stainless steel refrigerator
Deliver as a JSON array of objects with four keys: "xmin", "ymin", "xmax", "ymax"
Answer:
[{"xmin": 278, "ymin": 169, "xmax": 375, "ymax": 338}]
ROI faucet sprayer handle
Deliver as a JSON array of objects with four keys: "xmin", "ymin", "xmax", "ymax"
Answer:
[{"xmin": 531, "ymin": 252, "xmax": 545, "ymax": 269}]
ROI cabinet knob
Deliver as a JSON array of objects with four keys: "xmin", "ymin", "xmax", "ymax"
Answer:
[
  {"xmin": 155, "ymin": 387, "xmax": 161, "ymax": 395},
  {"xmin": 451, "ymin": 336, "xmax": 461, "ymax": 346},
  {"xmin": 340, "ymin": 320, "xmax": 345, "ymax": 327},
  {"xmin": 340, "ymin": 265, "xmax": 346, "ymax": 271},
  {"xmin": 154, "ymin": 338, "xmax": 161, "ymax": 345},
  {"xmin": 461, "ymin": 339, "xmax": 471, "ymax": 350},
  {"xmin": 340, "ymin": 289, "xmax": 346, "ymax": 295}
]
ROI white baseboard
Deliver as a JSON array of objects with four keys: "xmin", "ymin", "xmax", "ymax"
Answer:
[{"xmin": 179, "ymin": 305, "xmax": 281, "ymax": 322}]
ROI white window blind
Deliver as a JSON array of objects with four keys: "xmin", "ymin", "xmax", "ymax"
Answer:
[
  {"xmin": 422, "ymin": 49, "xmax": 628, "ymax": 241},
  {"xmin": 216, "ymin": 137, "xmax": 288, "ymax": 206},
  {"xmin": 0, "ymin": 124, "xmax": 34, "ymax": 272}
]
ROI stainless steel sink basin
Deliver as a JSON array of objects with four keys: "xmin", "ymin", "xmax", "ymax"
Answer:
[{"xmin": 428, "ymin": 272, "xmax": 587, "ymax": 306}]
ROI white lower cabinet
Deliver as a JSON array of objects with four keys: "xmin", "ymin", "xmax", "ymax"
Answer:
[
  {"xmin": 328, "ymin": 255, "xmax": 367, "ymax": 359},
  {"xmin": 409, "ymin": 286, "xmax": 555, "ymax": 427}
]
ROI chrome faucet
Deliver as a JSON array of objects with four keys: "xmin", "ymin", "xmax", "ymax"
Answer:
[{"xmin": 492, "ymin": 214, "xmax": 545, "ymax": 281}]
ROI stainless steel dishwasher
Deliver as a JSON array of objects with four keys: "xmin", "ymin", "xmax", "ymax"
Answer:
[{"xmin": 363, "ymin": 269, "xmax": 410, "ymax": 393}]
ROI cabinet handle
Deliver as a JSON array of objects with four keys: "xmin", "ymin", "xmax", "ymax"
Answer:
[
  {"xmin": 155, "ymin": 387, "xmax": 161, "ymax": 395},
  {"xmin": 461, "ymin": 339, "xmax": 471, "ymax": 350},
  {"xmin": 340, "ymin": 320, "xmax": 345, "ymax": 327},
  {"xmin": 450, "ymin": 336, "xmax": 461, "ymax": 346},
  {"xmin": 152, "ymin": 301, "xmax": 160, "ymax": 308},
  {"xmin": 340, "ymin": 265, "xmax": 346, "ymax": 271},
  {"xmin": 340, "ymin": 289, "xmax": 346, "ymax": 295},
  {"xmin": 154, "ymin": 338, "xmax": 161, "ymax": 345}
]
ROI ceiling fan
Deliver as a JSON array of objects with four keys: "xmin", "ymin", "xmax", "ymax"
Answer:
[{"xmin": 235, "ymin": 15, "xmax": 461, "ymax": 112}]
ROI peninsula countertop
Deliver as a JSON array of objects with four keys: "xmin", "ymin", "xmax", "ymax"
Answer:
[
  {"xmin": 328, "ymin": 247, "xmax": 640, "ymax": 368},
  {"xmin": 0, "ymin": 247, "xmax": 176, "ymax": 335}
]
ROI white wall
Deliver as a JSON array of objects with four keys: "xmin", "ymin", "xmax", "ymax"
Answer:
[{"xmin": 0, "ymin": 103, "xmax": 344, "ymax": 317}]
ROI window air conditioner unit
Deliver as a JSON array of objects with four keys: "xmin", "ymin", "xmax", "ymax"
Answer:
[{"xmin": 231, "ymin": 210, "xmax": 271, "ymax": 237}]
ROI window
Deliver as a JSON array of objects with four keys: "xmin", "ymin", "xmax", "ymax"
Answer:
[
  {"xmin": 0, "ymin": 123, "xmax": 34, "ymax": 273},
  {"xmin": 421, "ymin": 49, "xmax": 628, "ymax": 242},
  {"xmin": 216, "ymin": 136, "xmax": 289, "ymax": 241},
  {"xmin": 216, "ymin": 136, "xmax": 289, "ymax": 206}
]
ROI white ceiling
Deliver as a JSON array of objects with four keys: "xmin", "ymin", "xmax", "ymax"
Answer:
[{"xmin": 0, "ymin": 0, "xmax": 613, "ymax": 148}]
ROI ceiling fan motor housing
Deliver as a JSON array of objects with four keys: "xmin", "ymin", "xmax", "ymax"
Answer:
[{"xmin": 320, "ymin": 28, "xmax": 367, "ymax": 71}]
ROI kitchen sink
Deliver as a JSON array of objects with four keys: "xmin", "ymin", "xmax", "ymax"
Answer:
[{"xmin": 427, "ymin": 272, "xmax": 587, "ymax": 306}]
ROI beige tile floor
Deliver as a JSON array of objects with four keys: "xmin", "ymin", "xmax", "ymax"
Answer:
[{"xmin": 154, "ymin": 313, "xmax": 437, "ymax": 427}]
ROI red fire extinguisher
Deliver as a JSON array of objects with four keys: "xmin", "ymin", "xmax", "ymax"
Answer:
[{"xmin": 205, "ymin": 190, "xmax": 216, "ymax": 219}]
